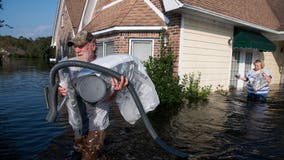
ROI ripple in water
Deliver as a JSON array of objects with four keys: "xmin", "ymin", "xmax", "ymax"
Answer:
[
  {"xmin": 169, "ymin": 87, "xmax": 284, "ymax": 160},
  {"xmin": 0, "ymin": 59, "xmax": 66, "ymax": 160},
  {"xmin": 1, "ymin": 59, "xmax": 284, "ymax": 160}
]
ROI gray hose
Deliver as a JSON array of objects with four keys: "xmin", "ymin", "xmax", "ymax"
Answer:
[{"xmin": 46, "ymin": 60, "xmax": 189, "ymax": 158}]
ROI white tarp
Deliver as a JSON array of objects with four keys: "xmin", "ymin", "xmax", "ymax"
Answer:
[{"xmin": 80, "ymin": 55, "xmax": 160, "ymax": 124}]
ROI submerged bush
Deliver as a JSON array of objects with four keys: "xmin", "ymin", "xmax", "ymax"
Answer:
[
  {"xmin": 181, "ymin": 72, "xmax": 212, "ymax": 104},
  {"xmin": 144, "ymin": 28, "xmax": 211, "ymax": 109},
  {"xmin": 144, "ymin": 53, "xmax": 184, "ymax": 107},
  {"xmin": 144, "ymin": 53, "xmax": 211, "ymax": 107}
]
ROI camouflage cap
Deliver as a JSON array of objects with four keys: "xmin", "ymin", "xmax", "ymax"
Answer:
[{"xmin": 67, "ymin": 30, "xmax": 94, "ymax": 47}]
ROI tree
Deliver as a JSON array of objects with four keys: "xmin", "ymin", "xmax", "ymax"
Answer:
[
  {"xmin": 0, "ymin": 0, "xmax": 13, "ymax": 29},
  {"xmin": 0, "ymin": 35, "xmax": 55, "ymax": 59}
]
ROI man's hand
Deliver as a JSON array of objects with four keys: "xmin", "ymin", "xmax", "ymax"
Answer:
[{"xmin": 111, "ymin": 76, "xmax": 128, "ymax": 91}]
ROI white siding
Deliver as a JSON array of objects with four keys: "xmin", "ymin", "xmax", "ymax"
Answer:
[
  {"xmin": 252, "ymin": 48, "xmax": 281, "ymax": 85},
  {"xmin": 180, "ymin": 17, "xmax": 233, "ymax": 90},
  {"xmin": 263, "ymin": 51, "xmax": 281, "ymax": 84}
]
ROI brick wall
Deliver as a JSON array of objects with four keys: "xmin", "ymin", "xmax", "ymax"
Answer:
[
  {"xmin": 55, "ymin": 3, "xmax": 75, "ymax": 59},
  {"xmin": 93, "ymin": 15, "xmax": 182, "ymax": 75},
  {"xmin": 166, "ymin": 12, "xmax": 182, "ymax": 75},
  {"xmin": 95, "ymin": 14, "xmax": 182, "ymax": 75},
  {"xmin": 96, "ymin": 31, "xmax": 162, "ymax": 56},
  {"xmin": 56, "ymin": 0, "xmax": 183, "ymax": 75}
]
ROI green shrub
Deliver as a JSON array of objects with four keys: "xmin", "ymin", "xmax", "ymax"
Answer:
[
  {"xmin": 144, "ymin": 53, "xmax": 184, "ymax": 107},
  {"xmin": 144, "ymin": 54, "xmax": 212, "ymax": 108},
  {"xmin": 144, "ymin": 28, "xmax": 211, "ymax": 108},
  {"xmin": 181, "ymin": 72, "xmax": 212, "ymax": 103}
]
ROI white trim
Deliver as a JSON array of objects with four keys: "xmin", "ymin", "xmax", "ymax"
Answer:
[
  {"xmin": 78, "ymin": 0, "xmax": 97, "ymax": 32},
  {"xmin": 96, "ymin": 38, "xmax": 114, "ymax": 44},
  {"xmin": 60, "ymin": 14, "xmax": 64, "ymax": 28},
  {"xmin": 97, "ymin": 40, "xmax": 115, "ymax": 57},
  {"xmin": 237, "ymin": 50, "xmax": 246, "ymax": 88},
  {"xmin": 182, "ymin": 4, "xmax": 284, "ymax": 35},
  {"xmin": 104, "ymin": 40, "xmax": 115, "ymax": 56},
  {"xmin": 162, "ymin": 0, "xmax": 183, "ymax": 12},
  {"xmin": 128, "ymin": 38, "xmax": 154, "ymax": 60},
  {"xmin": 51, "ymin": 0, "xmax": 65, "ymax": 47},
  {"xmin": 178, "ymin": 15, "xmax": 184, "ymax": 78},
  {"xmin": 164, "ymin": 1, "xmax": 284, "ymax": 35},
  {"xmin": 102, "ymin": 0, "xmax": 123, "ymax": 10},
  {"xmin": 183, "ymin": 13, "xmax": 233, "ymax": 30},
  {"xmin": 93, "ymin": 26, "xmax": 167, "ymax": 36},
  {"xmin": 78, "ymin": 0, "xmax": 88, "ymax": 31},
  {"xmin": 144, "ymin": 0, "xmax": 169, "ymax": 24}
]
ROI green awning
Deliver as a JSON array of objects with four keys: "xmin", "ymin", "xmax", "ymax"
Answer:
[{"xmin": 233, "ymin": 30, "xmax": 276, "ymax": 52}]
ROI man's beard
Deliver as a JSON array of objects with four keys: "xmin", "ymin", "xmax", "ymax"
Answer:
[
  {"xmin": 77, "ymin": 49, "xmax": 93, "ymax": 62},
  {"xmin": 83, "ymin": 51, "xmax": 92, "ymax": 62}
]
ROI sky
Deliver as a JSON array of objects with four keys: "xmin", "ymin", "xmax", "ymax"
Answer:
[{"xmin": 0, "ymin": 0, "xmax": 58, "ymax": 39}]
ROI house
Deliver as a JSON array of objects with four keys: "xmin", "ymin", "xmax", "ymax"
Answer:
[{"xmin": 52, "ymin": 0, "xmax": 284, "ymax": 91}]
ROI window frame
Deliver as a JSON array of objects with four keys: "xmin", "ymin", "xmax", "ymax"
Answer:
[
  {"xmin": 129, "ymin": 38, "xmax": 154, "ymax": 61},
  {"xmin": 96, "ymin": 40, "xmax": 114, "ymax": 57}
]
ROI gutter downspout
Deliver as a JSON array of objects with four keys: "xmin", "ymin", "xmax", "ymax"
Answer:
[
  {"xmin": 162, "ymin": 0, "xmax": 183, "ymax": 12},
  {"xmin": 93, "ymin": 26, "xmax": 168, "ymax": 36}
]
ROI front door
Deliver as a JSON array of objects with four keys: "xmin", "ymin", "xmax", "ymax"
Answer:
[
  {"xmin": 229, "ymin": 50, "xmax": 240, "ymax": 89},
  {"xmin": 230, "ymin": 49, "xmax": 253, "ymax": 89}
]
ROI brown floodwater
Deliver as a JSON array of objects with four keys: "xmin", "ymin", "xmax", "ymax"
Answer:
[{"xmin": 1, "ymin": 58, "xmax": 284, "ymax": 160}]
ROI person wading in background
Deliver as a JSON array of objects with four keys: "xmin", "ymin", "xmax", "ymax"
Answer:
[{"xmin": 236, "ymin": 59, "xmax": 272, "ymax": 103}]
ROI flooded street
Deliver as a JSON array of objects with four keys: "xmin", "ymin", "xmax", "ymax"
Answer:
[
  {"xmin": 0, "ymin": 58, "xmax": 67, "ymax": 160},
  {"xmin": 169, "ymin": 87, "xmax": 284, "ymax": 159},
  {"xmin": 1, "ymin": 58, "xmax": 284, "ymax": 160}
]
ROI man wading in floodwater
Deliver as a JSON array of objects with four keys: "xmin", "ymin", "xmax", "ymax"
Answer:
[{"xmin": 58, "ymin": 30, "xmax": 128, "ymax": 159}]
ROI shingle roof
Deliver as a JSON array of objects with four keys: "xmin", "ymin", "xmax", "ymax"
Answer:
[
  {"xmin": 180, "ymin": 0, "xmax": 284, "ymax": 31},
  {"xmin": 267, "ymin": 0, "xmax": 284, "ymax": 30},
  {"xmin": 95, "ymin": 0, "xmax": 115, "ymax": 10},
  {"xmin": 84, "ymin": 0, "xmax": 166, "ymax": 32},
  {"xmin": 65, "ymin": 0, "xmax": 86, "ymax": 33}
]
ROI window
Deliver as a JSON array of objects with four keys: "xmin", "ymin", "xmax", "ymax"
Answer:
[
  {"xmin": 96, "ymin": 41, "xmax": 114, "ymax": 57},
  {"xmin": 105, "ymin": 41, "xmax": 114, "ymax": 56},
  {"xmin": 244, "ymin": 52, "xmax": 253, "ymax": 74},
  {"xmin": 229, "ymin": 49, "xmax": 240, "ymax": 88},
  {"xmin": 130, "ymin": 39, "xmax": 153, "ymax": 62},
  {"xmin": 96, "ymin": 43, "xmax": 104, "ymax": 58},
  {"xmin": 230, "ymin": 48, "xmax": 255, "ymax": 89}
]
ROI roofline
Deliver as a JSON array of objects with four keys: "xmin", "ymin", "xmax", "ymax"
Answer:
[
  {"xmin": 78, "ymin": 0, "xmax": 97, "ymax": 32},
  {"xmin": 51, "ymin": 0, "xmax": 64, "ymax": 47},
  {"xmin": 102, "ymin": 0, "xmax": 123, "ymax": 10},
  {"xmin": 183, "ymin": 4, "xmax": 284, "ymax": 34},
  {"xmin": 144, "ymin": 0, "xmax": 169, "ymax": 24},
  {"xmin": 93, "ymin": 26, "xmax": 168, "ymax": 36},
  {"xmin": 163, "ymin": 0, "xmax": 284, "ymax": 35},
  {"xmin": 162, "ymin": 0, "xmax": 183, "ymax": 12}
]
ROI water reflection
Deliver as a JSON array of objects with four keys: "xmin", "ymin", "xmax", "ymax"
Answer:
[
  {"xmin": 0, "ymin": 58, "xmax": 66, "ymax": 160},
  {"xmin": 0, "ymin": 57, "xmax": 51, "ymax": 73},
  {"xmin": 170, "ymin": 86, "xmax": 284, "ymax": 160},
  {"xmin": 1, "ymin": 58, "xmax": 284, "ymax": 160}
]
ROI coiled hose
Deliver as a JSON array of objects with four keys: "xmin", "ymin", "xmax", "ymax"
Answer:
[{"xmin": 46, "ymin": 60, "xmax": 189, "ymax": 158}]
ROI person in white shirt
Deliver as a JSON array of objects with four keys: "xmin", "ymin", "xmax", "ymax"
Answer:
[{"xmin": 237, "ymin": 59, "xmax": 272, "ymax": 102}]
